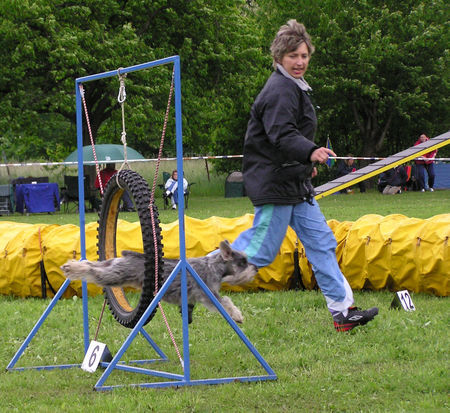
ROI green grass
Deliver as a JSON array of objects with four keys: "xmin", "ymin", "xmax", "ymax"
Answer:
[
  {"xmin": 0, "ymin": 291, "xmax": 448, "ymax": 412},
  {"xmin": 0, "ymin": 170, "xmax": 449, "ymax": 412},
  {"xmin": 1, "ymin": 189, "xmax": 448, "ymax": 226}
]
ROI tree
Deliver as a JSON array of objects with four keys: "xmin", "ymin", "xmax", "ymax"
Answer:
[
  {"xmin": 0, "ymin": 0, "xmax": 265, "ymax": 164},
  {"xmin": 1, "ymin": 0, "xmax": 448, "ymax": 164},
  {"xmin": 252, "ymin": 0, "xmax": 449, "ymax": 156},
  {"xmin": 0, "ymin": 1, "xmax": 138, "ymax": 158}
]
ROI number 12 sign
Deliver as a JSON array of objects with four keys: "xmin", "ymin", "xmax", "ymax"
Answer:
[{"xmin": 391, "ymin": 290, "xmax": 416, "ymax": 312}]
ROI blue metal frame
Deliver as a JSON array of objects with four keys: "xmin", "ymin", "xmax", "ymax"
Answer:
[{"xmin": 7, "ymin": 56, "xmax": 277, "ymax": 389}]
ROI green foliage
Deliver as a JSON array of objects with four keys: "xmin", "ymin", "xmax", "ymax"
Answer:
[
  {"xmin": 253, "ymin": 0, "xmax": 449, "ymax": 155},
  {"xmin": 0, "ymin": 0, "xmax": 266, "ymax": 162},
  {"xmin": 0, "ymin": 0, "xmax": 448, "ymax": 165}
]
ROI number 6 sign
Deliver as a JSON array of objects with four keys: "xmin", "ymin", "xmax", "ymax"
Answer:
[
  {"xmin": 391, "ymin": 290, "xmax": 416, "ymax": 312},
  {"xmin": 81, "ymin": 341, "xmax": 108, "ymax": 373}
]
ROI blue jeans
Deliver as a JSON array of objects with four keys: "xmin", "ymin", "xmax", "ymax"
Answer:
[
  {"xmin": 231, "ymin": 201, "xmax": 353, "ymax": 314},
  {"xmin": 122, "ymin": 190, "xmax": 134, "ymax": 210},
  {"xmin": 415, "ymin": 163, "xmax": 435, "ymax": 190}
]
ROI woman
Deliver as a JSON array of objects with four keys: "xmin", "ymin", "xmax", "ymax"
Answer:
[{"xmin": 232, "ymin": 19, "xmax": 378, "ymax": 332}]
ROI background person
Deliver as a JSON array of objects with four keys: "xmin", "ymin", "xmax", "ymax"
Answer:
[
  {"xmin": 336, "ymin": 154, "xmax": 366, "ymax": 194},
  {"xmin": 94, "ymin": 163, "xmax": 134, "ymax": 211},
  {"xmin": 378, "ymin": 166, "xmax": 408, "ymax": 194},
  {"xmin": 414, "ymin": 134, "xmax": 437, "ymax": 192},
  {"xmin": 229, "ymin": 19, "xmax": 378, "ymax": 332},
  {"xmin": 165, "ymin": 170, "xmax": 188, "ymax": 210}
]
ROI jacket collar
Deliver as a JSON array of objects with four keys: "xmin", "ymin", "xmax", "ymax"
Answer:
[{"xmin": 276, "ymin": 64, "xmax": 312, "ymax": 92}]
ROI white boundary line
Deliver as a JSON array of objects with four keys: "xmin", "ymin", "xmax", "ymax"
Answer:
[{"xmin": 1, "ymin": 154, "xmax": 449, "ymax": 168}]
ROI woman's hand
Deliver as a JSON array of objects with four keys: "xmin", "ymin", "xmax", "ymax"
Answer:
[
  {"xmin": 311, "ymin": 167, "xmax": 318, "ymax": 178},
  {"xmin": 310, "ymin": 147, "xmax": 336, "ymax": 164}
]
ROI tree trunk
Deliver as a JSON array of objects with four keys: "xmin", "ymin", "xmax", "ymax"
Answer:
[{"xmin": 352, "ymin": 101, "xmax": 393, "ymax": 157}]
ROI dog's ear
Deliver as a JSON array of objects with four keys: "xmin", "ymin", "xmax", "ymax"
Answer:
[{"xmin": 218, "ymin": 240, "xmax": 233, "ymax": 261}]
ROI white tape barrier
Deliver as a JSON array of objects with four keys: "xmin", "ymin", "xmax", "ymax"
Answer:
[{"xmin": 1, "ymin": 154, "xmax": 449, "ymax": 168}]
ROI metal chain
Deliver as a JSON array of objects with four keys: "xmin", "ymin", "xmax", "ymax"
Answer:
[{"xmin": 116, "ymin": 69, "xmax": 129, "ymax": 188}]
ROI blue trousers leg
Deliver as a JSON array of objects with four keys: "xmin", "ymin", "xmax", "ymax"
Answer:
[
  {"xmin": 231, "ymin": 204, "xmax": 290, "ymax": 268},
  {"xmin": 231, "ymin": 202, "xmax": 353, "ymax": 314},
  {"xmin": 122, "ymin": 190, "xmax": 134, "ymax": 209},
  {"xmin": 289, "ymin": 200, "xmax": 353, "ymax": 314},
  {"xmin": 416, "ymin": 164, "xmax": 426, "ymax": 189}
]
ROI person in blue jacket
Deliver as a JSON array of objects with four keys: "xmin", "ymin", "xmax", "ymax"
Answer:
[
  {"xmin": 231, "ymin": 19, "xmax": 378, "ymax": 332},
  {"xmin": 164, "ymin": 170, "xmax": 188, "ymax": 210}
]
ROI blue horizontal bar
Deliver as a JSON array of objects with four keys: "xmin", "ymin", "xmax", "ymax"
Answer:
[
  {"xmin": 122, "ymin": 358, "xmax": 169, "ymax": 365},
  {"xmin": 7, "ymin": 363, "xmax": 81, "ymax": 372},
  {"xmin": 94, "ymin": 374, "xmax": 278, "ymax": 391},
  {"xmin": 76, "ymin": 56, "xmax": 178, "ymax": 84},
  {"xmin": 104, "ymin": 363, "xmax": 184, "ymax": 381}
]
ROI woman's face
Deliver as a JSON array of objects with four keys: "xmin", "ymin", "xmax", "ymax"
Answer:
[{"xmin": 280, "ymin": 42, "xmax": 310, "ymax": 79}]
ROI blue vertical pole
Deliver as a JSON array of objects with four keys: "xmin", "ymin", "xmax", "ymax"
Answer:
[
  {"xmin": 174, "ymin": 56, "xmax": 190, "ymax": 381},
  {"xmin": 75, "ymin": 81, "xmax": 90, "ymax": 352}
]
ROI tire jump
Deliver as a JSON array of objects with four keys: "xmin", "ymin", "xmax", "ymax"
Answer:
[{"xmin": 97, "ymin": 169, "xmax": 164, "ymax": 328}]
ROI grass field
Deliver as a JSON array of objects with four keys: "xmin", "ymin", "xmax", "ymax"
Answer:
[
  {"xmin": 1, "ymin": 187, "xmax": 448, "ymax": 225},
  {"xmin": 0, "ymin": 168, "xmax": 449, "ymax": 412}
]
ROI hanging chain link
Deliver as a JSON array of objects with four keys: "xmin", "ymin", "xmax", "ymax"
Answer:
[{"xmin": 116, "ymin": 68, "xmax": 129, "ymax": 188}]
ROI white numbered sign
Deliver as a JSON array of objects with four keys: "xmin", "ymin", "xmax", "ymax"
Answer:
[
  {"xmin": 81, "ymin": 340, "xmax": 107, "ymax": 373},
  {"xmin": 392, "ymin": 290, "xmax": 416, "ymax": 312}
]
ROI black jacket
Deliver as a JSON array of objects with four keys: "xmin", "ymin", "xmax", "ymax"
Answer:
[
  {"xmin": 336, "ymin": 161, "xmax": 354, "ymax": 177},
  {"xmin": 380, "ymin": 167, "xmax": 408, "ymax": 187},
  {"xmin": 243, "ymin": 70, "xmax": 318, "ymax": 206}
]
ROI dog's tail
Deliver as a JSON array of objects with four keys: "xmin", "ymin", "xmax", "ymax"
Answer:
[
  {"xmin": 60, "ymin": 260, "xmax": 99, "ymax": 283},
  {"xmin": 60, "ymin": 257, "xmax": 144, "ymax": 289}
]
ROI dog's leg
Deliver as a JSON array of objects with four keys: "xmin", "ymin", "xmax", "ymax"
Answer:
[
  {"xmin": 178, "ymin": 304, "xmax": 195, "ymax": 324},
  {"xmin": 61, "ymin": 254, "xmax": 144, "ymax": 289},
  {"xmin": 199, "ymin": 294, "xmax": 244, "ymax": 323},
  {"xmin": 219, "ymin": 296, "xmax": 244, "ymax": 323}
]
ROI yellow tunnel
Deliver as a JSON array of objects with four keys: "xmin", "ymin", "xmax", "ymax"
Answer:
[{"xmin": 0, "ymin": 214, "xmax": 448, "ymax": 298}]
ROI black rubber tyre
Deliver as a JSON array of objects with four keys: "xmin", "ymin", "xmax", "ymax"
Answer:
[{"xmin": 97, "ymin": 169, "xmax": 164, "ymax": 329}]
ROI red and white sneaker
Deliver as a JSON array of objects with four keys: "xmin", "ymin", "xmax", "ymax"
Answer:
[{"xmin": 333, "ymin": 306, "xmax": 379, "ymax": 332}]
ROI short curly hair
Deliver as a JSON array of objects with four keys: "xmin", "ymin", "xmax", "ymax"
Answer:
[{"xmin": 270, "ymin": 19, "xmax": 315, "ymax": 68}]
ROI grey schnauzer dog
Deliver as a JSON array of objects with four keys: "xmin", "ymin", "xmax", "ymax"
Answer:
[{"xmin": 61, "ymin": 240, "xmax": 257, "ymax": 324}]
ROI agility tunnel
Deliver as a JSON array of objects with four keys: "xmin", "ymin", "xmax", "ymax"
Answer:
[{"xmin": 0, "ymin": 213, "xmax": 448, "ymax": 298}]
